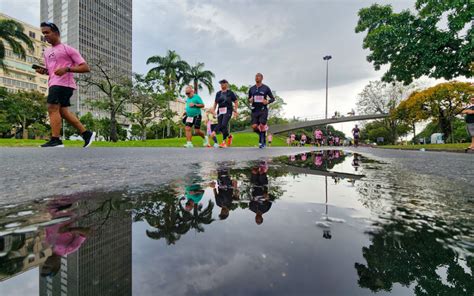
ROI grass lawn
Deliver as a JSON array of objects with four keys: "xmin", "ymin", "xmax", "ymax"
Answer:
[
  {"xmin": 380, "ymin": 143, "xmax": 469, "ymax": 152},
  {"xmin": 0, "ymin": 133, "xmax": 288, "ymax": 148}
]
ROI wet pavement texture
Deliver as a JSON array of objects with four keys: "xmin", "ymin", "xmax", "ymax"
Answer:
[
  {"xmin": 0, "ymin": 150, "xmax": 473, "ymax": 296},
  {"xmin": 1, "ymin": 147, "xmax": 473, "ymax": 205}
]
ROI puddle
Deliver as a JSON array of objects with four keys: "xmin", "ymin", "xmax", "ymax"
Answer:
[{"xmin": 0, "ymin": 151, "xmax": 472, "ymax": 296}]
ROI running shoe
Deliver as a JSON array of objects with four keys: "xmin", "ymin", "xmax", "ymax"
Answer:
[
  {"xmin": 40, "ymin": 138, "xmax": 64, "ymax": 148},
  {"xmin": 219, "ymin": 142, "xmax": 228, "ymax": 148},
  {"xmin": 227, "ymin": 134, "xmax": 233, "ymax": 146},
  {"xmin": 213, "ymin": 143, "xmax": 219, "ymax": 148},
  {"xmin": 82, "ymin": 130, "xmax": 96, "ymax": 148},
  {"xmin": 184, "ymin": 143, "xmax": 194, "ymax": 148}
]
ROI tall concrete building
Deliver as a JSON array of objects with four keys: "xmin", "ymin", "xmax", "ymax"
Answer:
[
  {"xmin": 0, "ymin": 13, "xmax": 49, "ymax": 95},
  {"xmin": 39, "ymin": 198, "xmax": 132, "ymax": 296},
  {"xmin": 40, "ymin": 0, "xmax": 132, "ymax": 115}
]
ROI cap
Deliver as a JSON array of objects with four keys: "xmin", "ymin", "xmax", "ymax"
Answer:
[{"xmin": 219, "ymin": 79, "xmax": 228, "ymax": 84}]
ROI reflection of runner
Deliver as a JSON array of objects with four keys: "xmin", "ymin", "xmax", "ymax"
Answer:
[
  {"xmin": 352, "ymin": 153, "xmax": 360, "ymax": 172},
  {"xmin": 249, "ymin": 73, "xmax": 275, "ymax": 148},
  {"xmin": 314, "ymin": 129, "xmax": 323, "ymax": 146},
  {"xmin": 352, "ymin": 125, "xmax": 360, "ymax": 147},
  {"xmin": 314, "ymin": 152, "xmax": 323, "ymax": 167},
  {"xmin": 210, "ymin": 79, "xmax": 238, "ymax": 148},
  {"xmin": 211, "ymin": 168, "xmax": 239, "ymax": 220},
  {"xmin": 184, "ymin": 184, "xmax": 205, "ymax": 211},
  {"xmin": 249, "ymin": 162, "xmax": 272, "ymax": 225},
  {"xmin": 41, "ymin": 201, "xmax": 90, "ymax": 277}
]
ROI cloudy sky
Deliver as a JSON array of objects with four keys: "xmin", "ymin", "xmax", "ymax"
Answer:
[{"xmin": 1, "ymin": 0, "xmax": 417, "ymax": 134}]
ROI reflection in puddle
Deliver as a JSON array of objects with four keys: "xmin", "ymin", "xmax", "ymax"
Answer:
[{"xmin": 0, "ymin": 151, "xmax": 473, "ymax": 296}]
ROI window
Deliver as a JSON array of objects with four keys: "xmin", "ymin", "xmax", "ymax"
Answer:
[{"xmin": 29, "ymin": 31, "xmax": 36, "ymax": 39}]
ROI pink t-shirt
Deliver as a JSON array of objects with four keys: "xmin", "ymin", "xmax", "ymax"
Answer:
[
  {"xmin": 46, "ymin": 222, "xmax": 86, "ymax": 256},
  {"xmin": 44, "ymin": 43, "xmax": 86, "ymax": 89},
  {"xmin": 314, "ymin": 130, "xmax": 323, "ymax": 139}
]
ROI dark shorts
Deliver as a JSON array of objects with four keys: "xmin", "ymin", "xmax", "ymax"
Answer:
[
  {"xmin": 182, "ymin": 115, "xmax": 202, "ymax": 128},
  {"xmin": 467, "ymin": 123, "xmax": 474, "ymax": 137},
  {"xmin": 214, "ymin": 113, "xmax": 232, "ymax": 134},
  {"xmin": 251, "ymin": 109, "xmax": 268, "ymax": 125},
  {"xmin": 47, "ymin": 86, "xmax": 74, "ymax": 107}
]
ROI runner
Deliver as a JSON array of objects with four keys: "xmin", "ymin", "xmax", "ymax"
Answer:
[
  {"xmin": 461, "ymin": 95, "xmax": 474, "ymax": 152},
  {"xmin": 210, "ymin": 79, "xmax": 238, "ymax": 148},
  {"xmin": 352, "ymin": 125, "xmax": 360, "ymax": 147},
  {"xmin": 314, "ymin": 129, "xmax": 323, "ymax": 146},
  {"xmin": 327, "ymin": 131, "xmax": 334, "ymax": 146},
  {"xmin": 204, "ymin": 108, "xmax": 218, "ymax": 147},
  {"xmin": 37, "ymin": 22, "xmax": 95, "ymax": 148},
  {"xmin": 248, "ymin": 73, "xmax": 275, "ymax": 148},
  {"xmin": 267, "ymin": 133, "xmax": 273, "ymax": 147},
  {"xmin": 182, "ymin": 86, "xmax": 208, "ymax": 148},
  {"xmin": 290, "ymin": 133, "xmax": 296, "ymax": 146},
  {"xmin": 300, "ymin": 133, "xmax": 307, "ymax": 146},
  {"xmin": 334, "ymin": 135, "xmax": 340, "ymax": 146}
]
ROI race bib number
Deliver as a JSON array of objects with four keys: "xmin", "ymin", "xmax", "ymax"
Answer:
[
  {"xmin": 186, "ymin": 116, "xmax": 194, "ymax": 123},
  {"xmin": 254, "ymin": 95, "xmax": 264, "ymax": 103},
  {"xmin": 218, "ymin": 107, "xmax": 227, "ymax": 115}
]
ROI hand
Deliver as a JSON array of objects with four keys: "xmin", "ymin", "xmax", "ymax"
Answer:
[
  {"xmin": 262, "ymin": 99, "xmax": 269, "ymax": 105},
  {"xmin": 189, "ymin": 103, "xmax": 195, "ymax": 107},
  {"xmin": 249, "ymin": 98, "xmax": 254, "ymax": 104},
  {"xmin": 54, "ymin": 67, "xmax": 69, "ymax": 76},
  {"xmin": 35, "ymin": 68, "xmax": 48, "ymax": 75}
]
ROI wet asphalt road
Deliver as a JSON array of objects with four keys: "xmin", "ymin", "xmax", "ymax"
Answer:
[{"xmin": 0, "ymin": 147, "xmax": 473, "ymax": 205}]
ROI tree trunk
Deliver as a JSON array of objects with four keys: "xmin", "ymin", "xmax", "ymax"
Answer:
[
  {"xmin": 110, "ymin": 112, "xmax": 118, "ymax": 142},
  {"xmin": 141, "ymin": 123, "xmax": 147, "ymax": 141},
  {"xmin": 194, "ymin": 80, "xmax": 198, "ymax": 94},
  {"xmin": 439, "ymin": 116, "xmax": 451, "ymax": 143},
  {"xmin": 412, "ymin": 123, "xmax": 416, "ymax": 144},
  {"xmin": 22, "ymin": 116, "xmax": 28, "ymax": 139}
]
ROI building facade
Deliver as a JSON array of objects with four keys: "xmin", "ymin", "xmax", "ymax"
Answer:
[
  {"xmin": 0, "ymin": 13, "xmax": 49, "ymax": 95},
  {"xmin": 40, "ymin": 0, "xmax": 132, "ymax": 115}
]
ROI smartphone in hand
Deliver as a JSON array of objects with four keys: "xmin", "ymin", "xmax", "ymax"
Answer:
[{"xmin": 32, "ymin": 64, "xmax": 48, "ymax": 74}]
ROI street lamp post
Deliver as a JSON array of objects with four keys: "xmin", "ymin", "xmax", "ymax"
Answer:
[{"xmin": 323, "ymin": 55, "xmax": 332, "ymax": 119}]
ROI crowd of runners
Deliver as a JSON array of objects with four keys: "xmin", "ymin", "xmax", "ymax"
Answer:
[
  {"xmin": 285, "ymin": 125, "xmax": 361, "ymax": 147},
  {"xmin": 36, "ymin": 21, "xmax": 366, "ymax": 149}
]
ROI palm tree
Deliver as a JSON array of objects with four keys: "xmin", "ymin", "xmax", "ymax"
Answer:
[
  {"xmin": 0, "ymin": 19, "xmax": 34, "ymax": 71},
  {"xmin": 146, "ymin": 50, "xmax": 190, "ymax": 94},
  {"xmin": 185, "ymin": 62, "xmax": 215, "ymax": 95}
]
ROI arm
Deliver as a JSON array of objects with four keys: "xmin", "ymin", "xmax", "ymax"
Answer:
[
  {"xmin": 212, "ymin": 102, "xmax": 217, "ymax": 114},
  {"xmin": 263, "ymin": 87, "xmax": 275, "ymax": 105},
  {"xmin": 461, "ymin": 109, "xmax": 474, "ymax": 115},
  {"xmin": 248, "ymin": 88, "xmax": 253, "ymax": 104},
  {"xmin": 232, "ymin": 92, "xmax": 239, "ymax": 117}
]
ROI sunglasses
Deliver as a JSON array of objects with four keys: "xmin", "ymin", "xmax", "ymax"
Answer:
[
  {"xmin": 41, "ymin": 21, "xmax": 60, "ymax": 33},
  {"xmin": 185, "ymin": 92, "xmax": 192, "ymax": 95}
]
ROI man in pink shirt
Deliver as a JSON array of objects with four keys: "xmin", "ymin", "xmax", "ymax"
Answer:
[{"xmin": 36, "ymin": 22, "xmax": 95, "ymax": 148}]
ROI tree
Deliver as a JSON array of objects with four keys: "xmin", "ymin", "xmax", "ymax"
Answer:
[
  {"xmin": 357, "ymin": 80, "xmax": 417, "ymax": 144},
  {"xmin": 124, "ymin": 73, "xmax": 175, "ymax": 140},
  {"xmin": 360, "ymin": 120, "xmax": 410, "ymax": 145},
  {"xmin": 80, "ymin": 59, "xmax": 131, "ymax": 142},
  {"xmin": 184, "ymin": 62, "xmax": 214, "ymax": 95},
  {"xmin": 0, "ymin": 19, "xmax": 34, "ymax": 71},
  {"xmin": 395, "ymin": 81, "xmax": 474, "ymax": 142},
  {"xmin": 146, "ymin": 50, "xmax": 190, "ymax": 94},
  {"xmin": 355, "ymin": 2, "xmax": 473, "ymax": 85},
  {"xmin": 0, "ymin": 89, "xmax": 47, "ymax": 139}
]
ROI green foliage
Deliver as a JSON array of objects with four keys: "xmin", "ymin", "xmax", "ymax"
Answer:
[
  {"xmin": 356, "ymin": 2, "xmax": 473, "ymax": 84},
  {"xmin": 0, "ymin": 88, "xmax": 47, "ymax": 138},
  {"xmin": 146, "ymin": 50, "xmax": 190, "ymax": 94},
  {"xmin": 361, "ymin": 120, "xmax": 410, "ymax": 144},
  {"xmin": 184, "ymin": 62, "xmax": 215, "ymax": 95},
  {"xmin": 0, "ymin": 19, "xmax": 35, "ymax": 71}
]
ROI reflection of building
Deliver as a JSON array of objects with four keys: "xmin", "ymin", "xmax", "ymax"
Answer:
[
  {"xmin": 0, "ymin": 232, "xmax": 52, "ymax": 282},
  {"xmin": 0, "ymin": 13, "xmax": 49, "ymax": 95},
  {"xmin": 39, "ymin": 200, "xmax": 132, "ymax": 296},
  {"xmin": 40, "ymin": 0, "xmax": 132, "ymax": 116}
]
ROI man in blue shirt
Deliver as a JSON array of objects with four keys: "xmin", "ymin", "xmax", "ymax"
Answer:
[
  {"xmin": 182, "ymin": 86, "xmax": 208, "ymax": 148},
  {"xmin": 248, "ymin": 73, "xmax": 275, "ymax": 148}
]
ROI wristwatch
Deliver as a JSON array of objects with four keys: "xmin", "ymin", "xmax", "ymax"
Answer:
[{"xmin": 66, "ymin": 67, "xmax": 71, "ymax": 72}]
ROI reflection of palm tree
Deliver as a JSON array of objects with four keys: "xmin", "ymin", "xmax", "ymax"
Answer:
[{"xmin": 179, "ymin": 200, "xmax": 214, "ymax": 233}]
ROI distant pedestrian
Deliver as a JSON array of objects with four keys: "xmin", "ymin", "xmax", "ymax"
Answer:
[
  {"xmin": 267, "ymin": 133, "xmax": 273, "ymax": 146},
  {"xmin": 462, "ymin": 95, "xmax": 474, "ymax": 152},
  {"xmin": 352, "ymin": 125, "xmax": 360, "ymax": 147}
]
